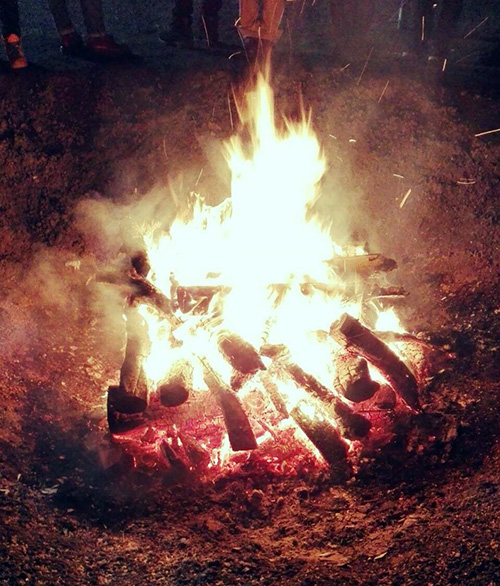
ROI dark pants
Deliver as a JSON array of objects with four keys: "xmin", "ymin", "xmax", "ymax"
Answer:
[
  {"xmin": 400, "ymin": 0, "xmax": 463, "ymax": 56},
  {"xmin": 48, "ymin": 0, "xmax": 105, "ymax": 36},
  {"xmin": 172, "ymin": 0, "xmax": 222, "ymax": 37},
  {"xmin": 0, "ymin": 0, "xmax": 21, "ymax": 37}
]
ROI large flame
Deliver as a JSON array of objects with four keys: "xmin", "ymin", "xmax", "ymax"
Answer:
[{"xmin": 114, "ymin": 73, "xmax": 409, "ymax": 475}]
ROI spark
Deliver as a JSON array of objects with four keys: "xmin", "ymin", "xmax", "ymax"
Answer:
[
  {"xmin": 340, "ymin": 63, "xmax": 351, "ymax": 72},
  {"xmin": 227, "ymin": 94, "xmax": 234, "ymax": 130},
  {"xmin": 328, "ymin": 134, "xmax": 337, "ymax": 139},
  {"xmin": 356, "ymin": 46, "xmax": 374, "ymax": 87},
  {"xmin": 399, "ymin": 188, "xmax": 412, "ymax": 208},
  {"xmin": 421, "ymin": 16, "xmax": 425, "ymax": 41},
  {"xmin": 378, "ymin": 80, "xmax": 390, "ymax": 103},
  {"xmin": 455, "ymin": 52, "xmax": 476, "ymax": 64},
  {"xmin": 393, "ymin": 173, "xmax": 404, "ymax": 179},
  {"xmin": 475, "ymin": 127, "xmax": 500, "ymax": 138},
  {"xmin": 201, "ymin": 15, "xmax": 210, "ymax": 47},
  {"xmin": 442, "ymin": 58, "xmax": 447, "ymax": 72},
  {"xmin": 195, "ymin": 168, "xmax": 204, "ymax": 186},
  {"xmin": 228, "ymin": 51, "xmax": 242, "ymax": 60},
  {"xmin": 162, "ymin": 137, "xmax": 167, "ymax": 159},
  {"xmin": 349, "ymin": 139, "xmax": 356, "ymax": 143},
  {"xmin": 464, "ymin": 16, "xmax": 489, "ymax": 39},
  {"xmin": 457, "ymin": 179, "xmax": 476, "ymax": 185}
]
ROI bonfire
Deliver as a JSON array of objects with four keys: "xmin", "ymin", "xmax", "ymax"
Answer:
[{"xmin": 102, "ymin": 73, "xmax": 438, "ymax": 480}]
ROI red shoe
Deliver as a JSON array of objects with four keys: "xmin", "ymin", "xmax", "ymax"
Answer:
[
  {"xmin": 86, "ymin": 34, "xmax": 130, "ymax": 58},
  {"xmin": 3, "ymin": 34, "xmax": 28, "ymax": 69}
]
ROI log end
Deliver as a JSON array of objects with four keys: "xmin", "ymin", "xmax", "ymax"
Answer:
[{"xmin": 159, "ymin": 383, "xmax": 189, "ymax": 407}]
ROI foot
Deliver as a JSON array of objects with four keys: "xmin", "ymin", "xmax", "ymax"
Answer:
[
  {"xmin": 159, "ymin": 27, "xmax": 194, "ymax": 49},
  {"xmin": 86, "ymin": 34, "xmax": 131, "ymax": 59},
  {"xmin": 60, "ymin": 30, "xmax": 86, "ymax": 57},
  {"xmin": 3, "ymin": 34, "xmax": 28, "ymax": 69}
]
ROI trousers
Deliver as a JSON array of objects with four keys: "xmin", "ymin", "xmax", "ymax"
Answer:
[
  {"xmin": 238, "ymin": 0, "xmax": 285, "ymax": 42},
  {"xmin": 47, "ymin": 0, "xmax": 106, "ymax": 35},
  {"xmin": 0, "ymin": 0, "xmax": 21, "ymax": 37}
]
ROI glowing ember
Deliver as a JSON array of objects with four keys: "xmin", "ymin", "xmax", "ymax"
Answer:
[{"xmin": 107, "ymin": 73, "xmax": 429, "ymax": 479}]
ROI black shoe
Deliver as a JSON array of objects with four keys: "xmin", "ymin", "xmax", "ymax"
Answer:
[
  {"xmin": 86, "ymin": 34, "xmax": 131, "ymax": 59},
  {"xmin": 60, "ymin": 31, "xmax": 86, "ymax": 57},
  {"xmin": 159, "ymin": 26, "xmax": 193, "ymax": 49}
]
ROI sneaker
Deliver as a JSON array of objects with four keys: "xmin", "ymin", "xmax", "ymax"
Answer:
[
  {"xmin": 60, "ymin": 30, "xmax": 86, "ymax": 57},
  {"xmin": 86, "ymin": 34, "xmax": 130, "ymax": 58},
  {"xmin": 4, "ymin": 34, "xmax": 28, "ymax": 69}
]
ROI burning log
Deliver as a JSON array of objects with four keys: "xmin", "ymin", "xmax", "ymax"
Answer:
[
  {"xmin": 131, "ymin": 251, "xmax": 151, "ymax": 278},
  {"xmin": 327, "ymin": 253, "xmax": 397, "ymax": 276},
  {"xmin": 333, "ymin": 399, "xmax": 371, "ymax": 439},
  {"xmin": 218, "ymin": 331, "xmax": 266, "ymax": 375},
  {"xmin": 116, "ymin": 308, "xmax": 150, "ymax": 414},
  {"xmin": 285, "ymin": 362, "xmax": 334, "ymax": 404},
  {"xmin": 107, "ymin": 385, "xmax": 145, "ymax": 434},
  {"xmin": 330, "ymin": 314, "xmax": 420, "ymax": 410},
  {"xmin": 290, "ymin": 401, "xmax": 352, "ymax": 480},
  {"xmin": 200, "ymin": 358, "xmax": 257, "ymax": 451},
  {"xmin": 158, "ymin": 359, "xmax": 192, "ymax": 407},
  {"xmin": 334, "ymin": 353, "xmax": 379, "ymax": 403},
  {"xmin": 127, "ymin": 269, "xmax": 178, "ymax": 321}
]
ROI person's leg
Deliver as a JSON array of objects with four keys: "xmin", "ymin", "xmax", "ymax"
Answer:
[
  {"xmin": 435, "ymin": 0, "xmax": 463, "ymax": 57},
  {"xmin": 200, "ymin": 0, "xmax": 223, "ymax": 45},
  {"xmin": 0, "ymin": 0, "xmax": 21, "ymax": 37},
  {"xmin": 159, "ymin": 0, "xmax": 194, "ymax": 46},
  {"xmin": 238, "ymin": 0, "xmax": 260, "ymax": 41},
  {"xmin": 79, "ymin": 0, "xmax": 106, "ymax": 36},
  {"xmin": 260, "ymin": 0, "xmax": 285, "ymax": 42},
  {"xmin": 46, "ymin": 0, "xmax": 74, "ymax": 34}
]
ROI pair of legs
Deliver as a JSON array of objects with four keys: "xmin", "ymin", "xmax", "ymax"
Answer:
[
  {"xmin": 400, "ymin": 0, "xmax": 463, "ymax": 58},
  {"xmin": 48, "ymin": 0, "xmax": 105, "ymax": 37},
  {"xmin": 238, "ymin": 0, "xmax": 285, "ymax": 62},
  {"xmin": 0, "ymin": 0, "xmax": 20, "ymax": 37},
  {"xmin": 47, "ymin": 0, "xmax": 129, "ymax": 57},
  {"xmin": 0, "ymin": 0, "xmax": 28, "ymax": 68},
  {"xmin": 163, "ymin": 0, "xmax": 222, "ymax": 46}
]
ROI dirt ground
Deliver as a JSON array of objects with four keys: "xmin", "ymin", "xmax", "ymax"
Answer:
[{"xmin": 1, "ymin": 1, "xmax": 500, "ymax": 584}]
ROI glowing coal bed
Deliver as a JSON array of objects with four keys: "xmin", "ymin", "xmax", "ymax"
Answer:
[{"xmin": 105, "ymin": 74, "xmax": 437, "ymax": 481}]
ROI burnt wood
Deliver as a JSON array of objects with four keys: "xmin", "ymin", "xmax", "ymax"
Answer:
[
  {"xmin": 200, "ymin": 358, "xmax": 258, "ymax": 451},
  {"xmin": 290, "ymin": 401, "xmax": 352, "ymax": 480},
  {"xmin": 330, "ymin": 314, "xmax": 420, "ymax": 410},
  {"xmin": 218, "ymin": 331, "xmax": 266, "ymax": 375},
  {"xmin": 158, "ymin": 359, "xmax": 192, "ymax": 407},
  {"xmin": 334, "ymin": 353, "xmax": 379, "ymax": 402}
]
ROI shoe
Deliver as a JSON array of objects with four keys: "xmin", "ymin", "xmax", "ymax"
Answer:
[
  {"xmin": 3, "ymin": 34, "xmax": 28, "ymax": 69},
  {"xmin": 60, "ymin": 30, "xmax": 86, "ymax": 57},
  {"xmin": 86, "ymin": 34, "xmax": 131, "ymax": 58},
  {"xmin": 159, "ymin": 26, "xmax": 194, "ymax": 49}
]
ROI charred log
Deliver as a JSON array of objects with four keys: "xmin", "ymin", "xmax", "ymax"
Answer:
[
  {"xmin": 285, "ymin": 362, "xmax": 334, "ymax": 404},
  {"xmin": 131, "ymin": 251, "xmax": 151, "ymax": 278},
  {"xmin": 200, "ymin": 358, "xmax": 257, "ymax": 451},
  {"xmin": 116, "ymin": 308, "xmax": 150, "ymax": 414},
  {"xmin": 327, "ymin": 253, "xmax": 397, "ymax": 276},
  {"xmin": 158, "ymin": 359, "xmax": 192, "ymax": 407},
  {"xmin": 334, "ymin": 353, "xmax": 379, "ymax": 402},
  {"xmin": 290, "ymin": 401, "xmax": 352, "ymax": 480},
  {"xmin": 107, "ymin": 385, "xmax": 145, "ymax": 434},
  {"xmin": 218, "ymin": 331, "xmax": 266, "ymax": 375},
  {"xmin": 330, "ymin": 314, "xmax": 420, "ymax": 410},
  {"xmin": 333, "ymin": 399, "xmax": 371, "ymax": 439}
]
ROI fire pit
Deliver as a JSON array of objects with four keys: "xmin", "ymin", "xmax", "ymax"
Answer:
[{"xmin": 100, "ymin": 74, "xmax": 443, "ymax": 480}]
